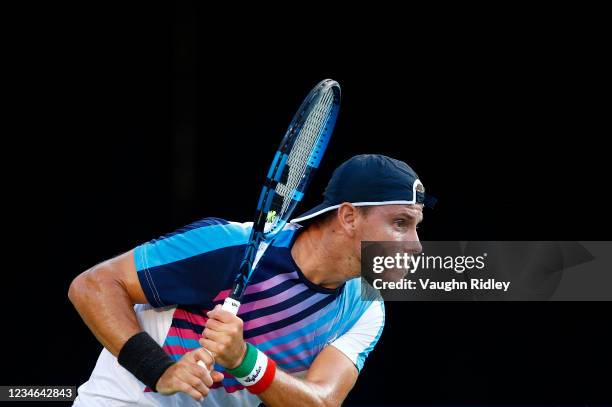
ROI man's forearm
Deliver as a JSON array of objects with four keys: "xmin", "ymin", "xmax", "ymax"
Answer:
[
  {"xmin": 68, "ymin": 265, "xmax": 141, "ymax": 356},
  {"xmin": 257, "ymin": 368, "xmax": 340, "ymax": 407},
  {"xmin": 201, "ymin": 306, "xmax": 356, "ymax": 406}
]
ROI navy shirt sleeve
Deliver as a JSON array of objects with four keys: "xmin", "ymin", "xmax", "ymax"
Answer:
[{"xmin": 133, "ymin": 217, "xmax": 251, "ymax": 308}]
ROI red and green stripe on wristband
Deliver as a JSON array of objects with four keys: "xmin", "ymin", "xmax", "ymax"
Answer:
[{"xmin": 227, "ymin": 343, "xmax": 276, "ymax": 394}]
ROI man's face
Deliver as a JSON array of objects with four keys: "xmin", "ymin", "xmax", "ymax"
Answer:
[
  {"xmin": 357, "ymin": 204, "xmax": 423, "ymax": 244},
  {"xmin": 356, "ymin": 204, "xmax": 424, "ymax": 282}
]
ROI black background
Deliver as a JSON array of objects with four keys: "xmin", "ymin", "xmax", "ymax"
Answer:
[{"xmin": 5, "ymin": 3, "xmax": 611, "ymax": 405}]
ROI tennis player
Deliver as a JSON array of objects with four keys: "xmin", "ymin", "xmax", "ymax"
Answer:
[{"xmin": 69, "ymin": 154, "xmax": 434, "ymax": 406}]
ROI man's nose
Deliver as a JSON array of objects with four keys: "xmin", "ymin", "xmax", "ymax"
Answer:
[{"xmin": 402, "ymin": 240, "xmax": 422, "ymax": 254}]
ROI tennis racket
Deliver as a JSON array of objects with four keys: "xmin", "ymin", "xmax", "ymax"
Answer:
[
  {"xmin": 222, "ymin": 78, "xmax": 341, "ymax": 314},
  {"xmin": 197, "ymin": 79, "xmax": 340, "ymax": 371}
]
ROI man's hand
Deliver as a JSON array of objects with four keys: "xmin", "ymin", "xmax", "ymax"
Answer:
[
  {"xmin": 156, "ymin": 347, "xmax": 224, "ymax": 402},
  {"xmin": 199, "ymin": 304, "xmax": 247, "ymax": 369}
]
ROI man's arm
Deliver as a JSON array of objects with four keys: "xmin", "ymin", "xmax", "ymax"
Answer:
[
  {"xmin": 68, "ymin": 250, "xmax": 146, "ymax": 356},
  {"xmin": 68, "ymin": 250, "xmax": 221, "ymax": 401},
  {"xmin": 257, "ymin": 345, "xmax": 358, "ymax": 407},
  {"xmin": 200, "ymin": 306, "xmax": 360, "ymax": 407}
]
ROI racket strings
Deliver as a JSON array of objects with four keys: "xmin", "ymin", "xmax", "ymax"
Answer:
[{"xmin": 274, "ymin": 89, "xmax": 336, "ymax": 219}]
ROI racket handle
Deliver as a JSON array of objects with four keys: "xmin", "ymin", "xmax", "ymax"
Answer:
[{"xmin": 222, "ymin": 297, "xmax": 241, "ymax": 315}]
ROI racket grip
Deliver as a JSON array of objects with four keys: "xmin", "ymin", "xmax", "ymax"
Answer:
[{"xmin": 222, "ymin": 297, "xmax": 241, "ymax": 315}]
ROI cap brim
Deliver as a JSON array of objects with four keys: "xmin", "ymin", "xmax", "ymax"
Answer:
[
  {"xmin": 290, "ymin": 202, "xmax": 338, "ymax": 224},
  {"xmin": 291, "ymin": 196, "xmax": 437, "ymax": 224}
]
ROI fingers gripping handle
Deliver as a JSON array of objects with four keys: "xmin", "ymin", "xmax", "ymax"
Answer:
[{"xmin": 196, "ymin": 298, "xmax": 241, "ymax": 370}]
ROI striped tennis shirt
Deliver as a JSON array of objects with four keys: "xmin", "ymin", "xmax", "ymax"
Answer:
[{"xmin": 74, "ymin": 217, "xmax": 385, "ymax": 406}]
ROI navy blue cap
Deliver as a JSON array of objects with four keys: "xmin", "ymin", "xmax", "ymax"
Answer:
[{"xmin": 291, "ymin": 154, "xmax": 436, "ymax": 224}]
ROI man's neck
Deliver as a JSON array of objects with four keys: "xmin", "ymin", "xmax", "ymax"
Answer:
[{"xmin": 290, "ymin": 223, "xmax": 352, "ymax": 289}]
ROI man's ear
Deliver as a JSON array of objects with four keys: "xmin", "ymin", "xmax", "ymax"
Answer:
[{"xmin": 336, "ymin": 203, "xmax": 359, "ymax": 236}]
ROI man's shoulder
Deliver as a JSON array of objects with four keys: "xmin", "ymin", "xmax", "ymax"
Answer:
[
  {"xmin": 136, "ymin": 218, "xmax": 254, "ymax": 272},
  {"xmin": 343, "ymin": 278, "xmax": 384, "ymax": 302},
  {"xmin": 269, "ymin": 222, "xmax": 302, "ymax": 248},
  {"xmin": 152, "ymin": 217, "xmax": 253, "ymax": 244},
  {"xmin": 338, "ymin": 278, "xmax": 385, "ymax": 322},
  {"xmin": 177, "ymin": 217, "xmax": 253, "ymax": 234}
]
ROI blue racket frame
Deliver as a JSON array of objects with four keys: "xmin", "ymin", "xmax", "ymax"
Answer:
[{"xmin": 227, "ymin": 79, "xmax": 341, "ymax": 304}]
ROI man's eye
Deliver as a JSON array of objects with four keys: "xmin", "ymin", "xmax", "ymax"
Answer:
[{"xmin": 394, "ymin": 219, "xmax": 406, "ymax": 227}]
